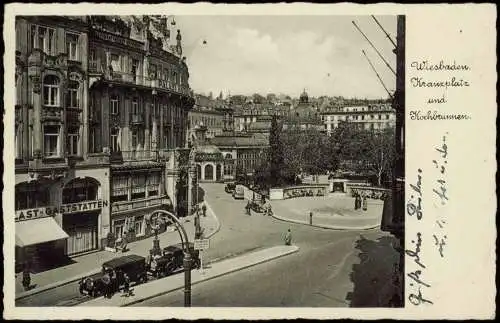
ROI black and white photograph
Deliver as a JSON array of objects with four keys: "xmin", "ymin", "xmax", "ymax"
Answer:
[{"xmin": 9, "ymin": 13, "xmax": 406, "ymax": 309}]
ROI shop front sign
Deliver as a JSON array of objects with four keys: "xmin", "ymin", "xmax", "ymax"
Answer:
[{"xmin": 15, "ymin": 200, "xmax": 109, "ymax": 222}]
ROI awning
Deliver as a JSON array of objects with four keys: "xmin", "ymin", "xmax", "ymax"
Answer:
[{"xmin": 16, "ymin": 217, "xmax": 69, "ymax": 247}]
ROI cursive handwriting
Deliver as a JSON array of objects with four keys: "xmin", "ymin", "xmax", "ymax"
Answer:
[
  {"xmin": 410, "ymin": 110, "xmax": 471, "ymax": 121},
  {"xmin": 405, "ymin": 232, "xmax": 426, "ymax": 269},
  {"xmin": 408, "ymin": 270, "xmax": 431, "ymax": 288},
  {"xmin": 432, "ymin": 234, "xmax": 447, "ymax": 258},
  {"xmin": 411, "ymin": 60, "xmax": 470, "ymax": 72},
  {"xmin": 407, "ymin": 169, "xmax": 423, "ymax": 220},
  {"xmin": 432, "ymin": 133, "xmax": 449, "ymax": 259},
  {"xmin": 408, "ymin": 287, "xmax": 434, "ymax": 306}
]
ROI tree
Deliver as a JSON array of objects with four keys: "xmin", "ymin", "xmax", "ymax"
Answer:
[
  {"xmin": 268, "ymin": 115, "xmax": 286, "ymax": 187},
  {"xmin": 252, "ymin": 93, "xmax": 265, "ymax": 104},
  {"xmin": 363, "ymin": 128, "xmax": 396, "ymax": 187}
]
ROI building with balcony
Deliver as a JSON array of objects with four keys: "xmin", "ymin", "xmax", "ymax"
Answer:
[
  {"xmin": 14, "ymin": 15, "xmax": 195, "ymax": 271},
  {"xmin": 321, "ymin": 102, "xmax": 395, "ymax": 135},
  {"xmin": 233, "ymin": 103, "xmax": 290, "ymax": 133}
]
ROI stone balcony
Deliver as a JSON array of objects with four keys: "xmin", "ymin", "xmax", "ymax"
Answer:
[{"xmin": 111, "ymin": 195, "xmax": 171, "ymax": 214}]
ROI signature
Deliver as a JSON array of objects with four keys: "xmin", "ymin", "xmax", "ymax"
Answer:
[{"xmin": 405, "ymin": 232, "xmax": 426, "ymax": 269}]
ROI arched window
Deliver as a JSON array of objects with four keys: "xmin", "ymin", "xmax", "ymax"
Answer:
[
  {"xmin": 43, "ymin": 75, "xmax": 60, "ymax": 107},
  {"xmin": 67, "ymin": 80, "xmax": 80, "ymax": 108}
]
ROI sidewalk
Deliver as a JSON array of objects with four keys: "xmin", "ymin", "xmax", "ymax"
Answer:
[
  {"xmin": 80, "ymin": 245, "xmax": 299, "ymax": 307},
  {"xmin": 270, "ymin": 196, "xmax": 383, "ymax": 230},
  {"xmin": 15, "ymin": 208, "xmax": 219, "ymax": 299}
]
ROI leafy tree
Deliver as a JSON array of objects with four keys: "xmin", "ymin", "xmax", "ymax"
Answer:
[{"xmin": 268, "ymin": 115, "xmax": 286, "ymax": 187}]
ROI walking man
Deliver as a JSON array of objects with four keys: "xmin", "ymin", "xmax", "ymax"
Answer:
[
  {"xmin": 362, "ymin": 195, "xmax": 368, "ymax": 211},
  {"xmin": 284, "ymin": 229, "xmax": 292, "ymax": 246},
  {"xmin": 202, "ymin": 203, "xmax": 207, "ymax": 217},
  {"xmin": 309, "ymin": 212, "xmax": 313, "ymax": 225},
  {"xmin": 122, "ymin": 273, "xmax": 131, "ymax": 297}
]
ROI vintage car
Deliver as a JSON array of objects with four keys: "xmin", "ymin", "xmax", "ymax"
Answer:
[
  {"xmin": 249, "ymin": 200, "xmax": 264, "ymax": 213},
  {"xmin": 79, "ymin": 254, "xmax": 148, "ymax": 297},
  {"xmin": 232, "ymin": 185, "xmax": 245, "ymax": 200},
  {"xmin": 163, "ymin": 243, "xmax": 201, "ymax": 270},
  {"xmin": 224, "ymin": 182, "xmax": 236, "ymax": 194}
]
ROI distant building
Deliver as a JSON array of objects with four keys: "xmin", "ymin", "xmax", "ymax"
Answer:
[
  {"xmin": 188, "ymin": 94, "xmax": 234, "ymax": 139},
  {"xmin": 209, "ymin": 132, "xmax": 269, "ymax": 180},
  {"xmin": 233, "ymin": 103, "xmax": 289, "ymax": 133},
  {"xmin": 321, "ymin": 102, "xmax": 396, "ymax": 135},
  {"xmin": 282, "ymin": 89, "xmax": 324, "ymax": 132}
]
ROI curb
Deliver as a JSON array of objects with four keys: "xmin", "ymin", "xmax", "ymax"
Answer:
[
  {"xmin": 270, "ymin": 212, "xmax": 380, "ymax": 230},
  {"xmin": 122, "ymin": 245, "xmax": 299, "ymax": 307},
  {"xmin": 202, "ymin": 201, "xmax": 221, "ymax": 239},
  {"xmin": 16, "ymin": 211, "xmax": 221, "ymax": 301}
]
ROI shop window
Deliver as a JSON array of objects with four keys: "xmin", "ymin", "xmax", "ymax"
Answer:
[
  {"xmin": 43, "ymin": 75, "xmax": 60, "ymax": 107},
  {"xmin": 134, "ymin": 216, "xmax": 145, "ymax": 236},
  {"xmin": 15, "ymin": 183, "xmax": 50, "ymax": 210},
  {"xmin": 66, "ymin": 32, "xmax": 79, "ymax": 61},
  {"xmin": 63, "ymin": 178, "xmax": 98, "ymax": 204},
  {"xmin": 43, "ymin": 125, "xmax": 60, "ymax": 157},
  {"xmin": 111, "ymin": 176, "xmax": 128, "ymax": 203},
  {"xmin": 66, "ymin": 126, "xmax": 80, "ymax": 156},
  {"xmin": 131, "ymin": 175, "xmax": 146, "ymax": 200},
  {"xmin": 31, "ymin": 25, "xmax": 55, "ymax": 54},
  {"xmin": 113, "ymin": 219, "xmax": 126, "ymax": 239},
  {"xmin": 110, "ymin": 95, "xmax": 119, "ymax": 115}
]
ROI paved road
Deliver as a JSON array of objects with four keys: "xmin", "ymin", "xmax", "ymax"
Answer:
[
  {"xmin": 17, "ymin": 183, "xmax": 400, "ymax": 307},
  {"xmin": 132, "ymin": 184, "xmax": 401, "ymax": 307}
]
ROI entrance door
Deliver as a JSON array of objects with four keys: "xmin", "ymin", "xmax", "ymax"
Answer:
[{"xmin": 63, "ymin": 212, "xmax": 99, "ymax": 255}]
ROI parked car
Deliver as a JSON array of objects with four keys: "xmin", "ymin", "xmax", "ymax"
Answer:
[
  {"xmin": 232, "ymin": 185, "xmax": 245, "ymax": 200},
  {"xmin": 225, "ymin": 182, "xmax": 236, "ymax": 194},
  {"xmin": 79, "ymin": 254, "xmax": 148, "ymax": 297},
  {"xmin": 163, "ymin": 242, "xmax": 201, "ymax": 270},
  {"xmin": 249, "ymin": 200, "xmax": 264, "ymax": 213}
]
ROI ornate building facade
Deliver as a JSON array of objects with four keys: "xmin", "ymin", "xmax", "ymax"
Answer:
[{"xmin": 14, "ymin": 16, "xmax": 195, "ymax": 270}]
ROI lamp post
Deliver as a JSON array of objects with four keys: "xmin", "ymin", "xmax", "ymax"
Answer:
[{"xmin": 146, "ymin": 210, "xmax": 193, "ymax": 307}]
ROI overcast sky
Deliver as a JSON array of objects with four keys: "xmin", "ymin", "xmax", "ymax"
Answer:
[{"xmin": 175, "ymin": 15, "xmax": 397, "ymax": 99}]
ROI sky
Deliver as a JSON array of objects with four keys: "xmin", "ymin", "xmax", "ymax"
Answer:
[{"xmin": 175, "ymin": 15, "xmax": 397, "ymax": 99}]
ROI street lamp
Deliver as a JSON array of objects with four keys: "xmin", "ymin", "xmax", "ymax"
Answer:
[{"xmin": 146, "ymin": 210, "xmax": 193, "ymax": 307}]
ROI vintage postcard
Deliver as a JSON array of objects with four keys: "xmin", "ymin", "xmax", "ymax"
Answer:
[{"xmin": 2, "ymin": 2, "xmax": 496, "ymax": 320}]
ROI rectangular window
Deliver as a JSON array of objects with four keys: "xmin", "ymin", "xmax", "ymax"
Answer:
[
  {"xmin": 132, "ymin": 99, "xmax": 139, "ymax": 114},
  {"xmin": 147, "ymin": 173, "xmax": 160, "ymax": 196},
  {"xmin": 110, "ymin": 128, "xmax": 120, "ymax": 152},
  {"xmin": 31, "ymin": 25, "xmax": 55, "ymax": 54},
  {"xmin": 131, "ymin": 130, "xmax": 138, "ymax": 148},
  {"xmin": 66, "ymin": 126, "xmax": 79, "ymax": 156},
  {"xmin": 131, "ymin": 175, "xmax": 146, "ymax": 200},
  {"xmin": 89, "ymin": 127, "xmax": 97, "ymax": 153},
  {"xmin": 67, "ymin": 83, "xmax": 79, "ymax": 108},
  {"xmin": 66, "ymin": 33, "xmax": 79, "ymax": 60},
  {"xmin": 43, "ymin": 125, "xmax": 60, "ymax": 157},
  {"xmin": 110, "ymin": 96, "xmax": 119, "ymax": 115},
  {"xmin": 110, "ymin": 54, "xmax": 121, "ymax": 72},
  {"xmin": 111, "ymin": 176, "xmax": 128, "ymax": 202}
]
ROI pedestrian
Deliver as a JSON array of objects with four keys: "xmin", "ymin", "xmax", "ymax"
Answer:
[
  {"xmin": 309, "ymin": 212, "xmax": 313, "ymax": 225},
  {"xmin": 284, "ymin": 229, "xmax": 292, "ymax": 246},
  {"xmin": 22, "ymin": 265, "xmax": 31, "ymax": 291},
  {"xmin": 123, "ymin": 273, "xmax": 131, "ymax": 297},
  {"xmin": 202, "ymin": 203, "xmax": 207, "ymax": 217},
  {"xmin": 102, "ymin": 271, "xmax": 111, "ymax": 298},
  {"xmin": 362, "ymin": 195, "xmax": 368, "ymax": 211},
  {"xmin": 245, "ymin": 201, "xmax": 251, "ymax": 215}
]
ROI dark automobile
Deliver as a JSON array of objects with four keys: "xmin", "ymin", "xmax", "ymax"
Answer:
[
  {"xmin": 225, "ymin": 182, "xmax": 236, "ymax": 194},
  {"xmin": 249, "ymin": 200, "xmax": 264, "ymax": 213},
  {"xmin": 163, "ymin": 242, "xmax": 201, "ymax": 270},
  {"xmin": 79, "ymin": 254, "xmax": 148, "ymax": 297}
]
